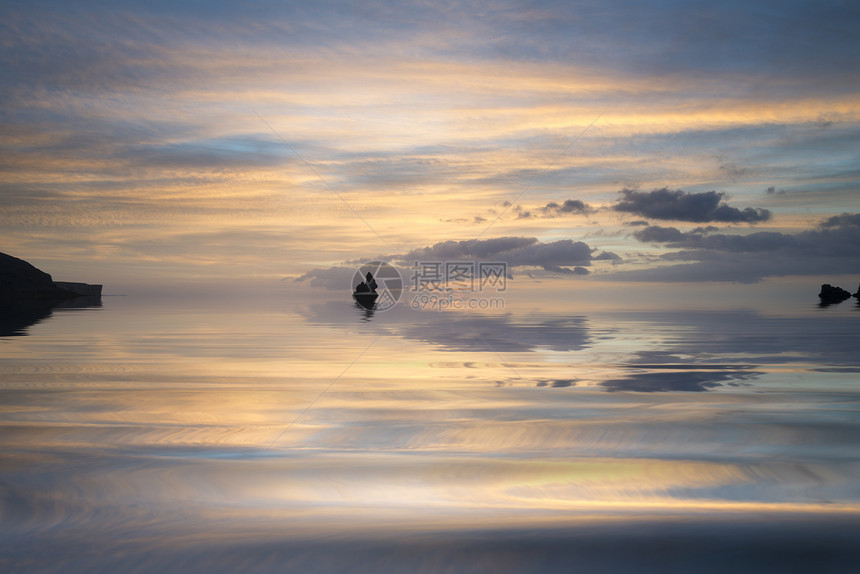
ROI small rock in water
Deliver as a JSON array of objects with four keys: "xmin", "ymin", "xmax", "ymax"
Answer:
[{"xmin": 818, "ymin": 283, "xmax": 852, "ymax": 305}]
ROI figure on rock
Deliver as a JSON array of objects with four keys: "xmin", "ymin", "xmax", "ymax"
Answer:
[
  {"xmin": 354, "ymin": 272, "xmax": 377, "ymax": 294},
  {"xmin": 353, "ymin": 272, "xmax": 379, "ymax": 309}
]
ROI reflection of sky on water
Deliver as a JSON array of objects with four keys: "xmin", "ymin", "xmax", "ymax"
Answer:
[
  {"xmin": 307, "ymin": 299, "xmax": 860, "ymax": 391},
  {"xmin": 1, "ymin": 292, "xmax": 859, "ymax": 572},
  {"xmin": 0, "ymin": 296, "xmax": 102, "ymax": 337}
]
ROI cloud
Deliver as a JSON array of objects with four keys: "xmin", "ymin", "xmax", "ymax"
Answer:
[
  {"xmin": 613, "ymin": 188, "xmax": 771, "ymax": 223},
  {"xmin": 512, "ymin": 199, "xmax": 593, "ymax": 220},
  {"xmin": 294, "ymin": 236, "xmax": 621, "ymax": 286},
  {"xmin": 594, "ymin": 251, "xmax": 622, "ymax": 262},
  {"xmin": 555, "ymin": 199, "xmax": 590, "ymax": 214},
  {"xmin": 127, "ymin": 137, "xmax": 292, "ymax": 171},
  {"xmin": 633, "ymin": 225, "xmax": 687, "ymax": 244},
  {"xmin": 820, "ymin": 213, "xmax": 860, "ymax": 229},
  {"xmin": 2, "ymin": 0, "xmax": 859, "ymax": 291},
  {"xmin": 619, "ymin": 213, "xmax": 860, "ymax": 282},
  {"xmin": 397, "ymin": 237, "xmax": 537, "ymax": 261},
  {"xmin": 542, "ymin": 265, "xmax": 590, "ymax": 275},
  {"xmin": 513, "ymin": 205, "xmax": 532, "ymax": 219},
  {"xmin": 394, "ymin": 237, "xmax": 618, "ymax": 274},
  {"xmin": 294, "ymin": 266, "xmax": 356, "ymax": 290},
  {"xmin": 532, "ymin": 199, "xmax": 593, "ymax": 218}
]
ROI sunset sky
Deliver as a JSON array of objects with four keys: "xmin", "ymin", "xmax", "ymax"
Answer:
[{"xmin": 2, "ymin": 0, "xmax": 859, "ymax": 292}]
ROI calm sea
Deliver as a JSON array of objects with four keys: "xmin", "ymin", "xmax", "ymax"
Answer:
[{"xmin": 2, "ymin": 283, "xmax": 859, "ymax": 573}]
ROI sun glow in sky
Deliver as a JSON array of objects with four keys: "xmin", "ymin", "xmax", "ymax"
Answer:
[{"xmin": 2, "ymin": 0, "xmax": 859, "ymax": 292}]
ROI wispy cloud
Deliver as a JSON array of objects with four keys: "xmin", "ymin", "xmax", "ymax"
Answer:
[
  {"xmin": 1, "ymin": 0, "xmax": 859, "ymax": 286},
  {"xmin": 516, "ymin": 199, "xmax": 594, "ymax": 219}
]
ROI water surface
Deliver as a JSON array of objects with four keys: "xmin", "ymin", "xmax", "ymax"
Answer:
[{"xmin": 1, "ymin": 287, "xmax": 859, "ymax": 572}]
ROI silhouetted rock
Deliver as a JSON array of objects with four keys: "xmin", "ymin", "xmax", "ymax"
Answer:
[
  {"xmin": 53, "ymin": 281, "xmax": 103, "ymax": 297},
  {"xmin": 353, "ymin": 272, "xmax": 378, "ymax": 309},
  {"xmin": 353, "ymin": 272, "xmax": 378, "ymax": 294},
  {"xmin": 818, "ymin": 283, "xmax": 852, "ymax": 305},
  {"xmin": 854, "ymin": 284, "xmax": 860, "ymax": 300},
  {"xmin": 0, "ymin": 252, "xmax": 101, "ymax": 301},
  {"xmin": 1, "ymin": 252, "xmax": 68, "ymax": 300},
  {"xmin": 0, "ymin": 253, "xmax": 103, "ymax": 336}
]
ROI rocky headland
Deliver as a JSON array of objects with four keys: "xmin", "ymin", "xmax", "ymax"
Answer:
[
  {"xmin": 0, "ymin": 252, "xmax": 102, "ymax": 335},
  {"xmin": 0, "ymin": 252, "xmax": 101, "ymax": 301}
]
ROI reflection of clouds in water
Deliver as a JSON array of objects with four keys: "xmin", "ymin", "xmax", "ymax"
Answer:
[
  {"xmin": 398, "ymin": 315, "xmax": 590, "ymax": 353},
  {"xmin": 303, "ymin": 300, "xmax": 592, "ymax": 353},
  {"xmin": 4, "ymin": 299, "xmax": 860, "ymax": 573},
  {"xmin": 595, "ymin": 310, "xmax": 860, "ymax": 392},
  {"xmin": 303, "ymin": 301, "xmax": 860, "ymax": 392},
  {"xmin": 614, "ymin": 310, "xmax": 860, "ymax": 367},
  {"xmin": 535, "ymin": 378, "xmax": 577, "ymax": 388},
  {"xmin": 602, "ymin": 369, "xmax": 760, "ymax": 392}
]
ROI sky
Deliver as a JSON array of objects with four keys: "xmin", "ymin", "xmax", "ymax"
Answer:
[{"xmin": 2, "ymin": 0, "xmax": 860, "ymax": 293}]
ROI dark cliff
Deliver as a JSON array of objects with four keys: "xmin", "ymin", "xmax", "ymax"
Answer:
[{"xmin": 0, "ymin": 252, "xmax": 101, "ymax": 301}]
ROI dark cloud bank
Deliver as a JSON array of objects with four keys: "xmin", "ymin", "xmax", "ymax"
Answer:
[
  {"xmin": 614, "ymin": 188, "xmax": 771, "ymax": 223},
  {"xmin": 298, "ymin": 236, "xmax": 621, "ymax": 287},
  {"xmin": 399, "ymin": 237, "xmax": 619, "ymax": 272},
  {"xmin": 479, "ymin": 188, "xmax": 765, "ymax": 224},
  {"xmin": 495, "ymin": 188, "xmax": 764, "ymax": 224},
  {"xmin": 621, "ymin": 212, "xmax": 860, "ymax": 283}
]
